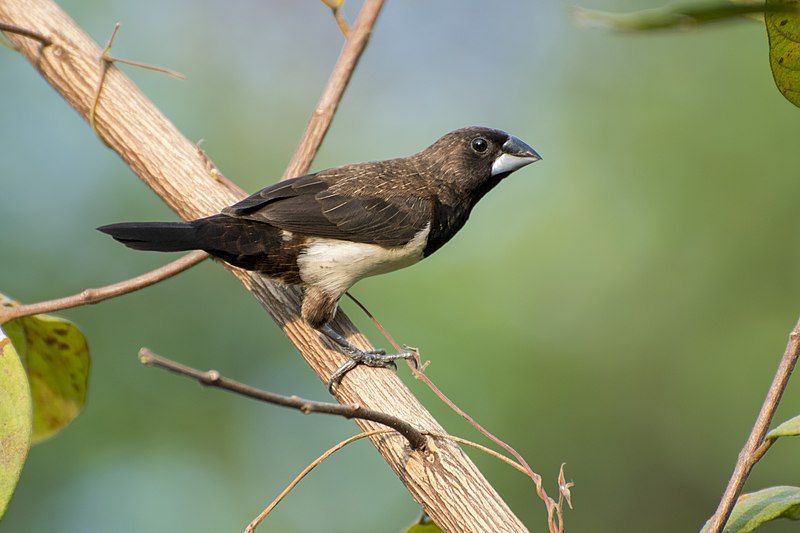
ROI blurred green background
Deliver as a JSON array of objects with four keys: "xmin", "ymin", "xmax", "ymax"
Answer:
[{"xmin": 3, "ymin": 0, "xmax": 800, "ymax": 531}]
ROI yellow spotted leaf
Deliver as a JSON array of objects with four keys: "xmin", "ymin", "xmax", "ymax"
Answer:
[
  {"xmin": 1, "ymin": 295, "xmax": 89, "ymax": 444},
  {"xmin": 767, "ymin": 0, "xmax": 800, "ymax": 106},
  {"xmin": 0, "ymin": 335, "xmax": 32, "ymax": 519}
]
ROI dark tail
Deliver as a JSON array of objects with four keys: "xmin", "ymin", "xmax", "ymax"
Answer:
[{"xmin": 97, "ymin": 221, "xmax": 201, "ymax": 252}]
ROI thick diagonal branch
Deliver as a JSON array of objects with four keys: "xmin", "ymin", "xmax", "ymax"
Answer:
[{"xmin": 0, "ymin": 1, "xmax": 527, "ymax": 531}]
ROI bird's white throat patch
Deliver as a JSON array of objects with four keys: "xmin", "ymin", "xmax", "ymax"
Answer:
[
  {"xmin": 297, "ymin": 224, "xmax": 431, "ymax": 296},
  {"xmin": 491, "ymin": 153, "xmax": 536, "ymax": 176}
]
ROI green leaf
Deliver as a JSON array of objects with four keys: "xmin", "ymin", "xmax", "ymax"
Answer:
[
  {"xmin": 574, "ymin": 2, "xmax": 787, "ymax": 32},
  {"xmin": 1, "ymin": 295, "xmax": 90, "ymax": 444},
  {"xmin": 701, "ymin": 486, "xmax": 800, "ymax": 532},
  {"xmin": 0, "ymin": 335, "xmax": 32, "ymax": 519},
  {"xmin": 766, "ymin": 414, "xmax": 800, "ymax": 439},
  {"xmin": 767, "ymin": 0, "xmax": 800, "ymax": 107}
]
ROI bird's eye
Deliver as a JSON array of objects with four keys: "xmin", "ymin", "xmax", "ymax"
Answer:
[{"xmin": 471, "ymin": 137, "xmax": 488, "ymax": 153}]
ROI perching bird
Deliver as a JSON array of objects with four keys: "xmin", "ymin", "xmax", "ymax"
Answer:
[{"xmin": 99, "ymin": 127, "xmax": 541, "ymax": 390}]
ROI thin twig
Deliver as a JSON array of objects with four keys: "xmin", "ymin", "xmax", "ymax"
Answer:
[
  {"xmin": 105, "ymin": 55, "xmax": 186, "ymax": 79},
  {"xmin": 88, "ymin": 22, "xmax": 120, "ymax": 137},
  {"xmin": 282, "ymin": 0, "xmax": 384, "ymax": 179},
  {"xmin": 706, "ymin": 316, "xmax": 800, "ymax": 533},
  {"xmin": 0, "ymin": 250, "xmax": 207, "ymax": 325},
  {"xmin": 320, "ymin": 0, "xmax": 350, "ymax": 37},
  {"xmin": 90, "ymin": 23, "xmax": 185, "ymax": 142},
  {"xmin": 245, "ymin": 429, "xmax": 393, "ymax": 533},
  {"xmin": 424, "ymin": 432, "xmax": 529, "ymax": 476},
  {"xmin": 138, "ymin": 348, "xmax": 426, "ymax": 449},
  {"xmin": 345, "ymin": 291, "xmax": 563, "ymax": 532},
  {"xmin": 0, "ymin": 21, "xmax": 51, "ymax": 45},
  {"xmin": 331, "ymin": 8, "xmax": 350, "ymax": 37},
  {"xmin": 246, "ymin": 428, "xmax": 532, "ymax": 532}
]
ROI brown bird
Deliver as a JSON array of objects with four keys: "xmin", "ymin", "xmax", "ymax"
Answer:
[{"xmin": 99, "ymin": 127, "xmax": 541, "ymax": 390}]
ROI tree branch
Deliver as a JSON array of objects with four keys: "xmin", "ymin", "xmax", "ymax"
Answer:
[
  {"xmin": 0, "ymin": 250, "xmax": 207, "ymax": 325},
  {"xmin": 138, "ymin": 348, "xmax": 426, "ymax": 449},
  {"xmin": 0, "ymin": 1, "xmax": 527, "ymax": 530},
  {"xmin": 282, "ymin": 1, "xmax": 383, "ymax": 179},
  {"xmin": 705, "ymin": 316, "xmax": 800, "ymax": 532}
]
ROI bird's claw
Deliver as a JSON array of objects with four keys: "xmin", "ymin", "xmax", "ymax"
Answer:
[{"xmin": 327, "ymin": 347, "xmax": 414, "ymax": 393}]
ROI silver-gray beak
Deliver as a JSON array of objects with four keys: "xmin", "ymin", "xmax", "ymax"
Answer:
[{"xmin": 491, "ymin": 135, "xmax": 541, "ymax": 176}]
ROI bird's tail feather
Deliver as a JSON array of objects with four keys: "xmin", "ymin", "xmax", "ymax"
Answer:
[{"xmin": 97, "ymin": 221, "xmax": 200, "ymax": 252}]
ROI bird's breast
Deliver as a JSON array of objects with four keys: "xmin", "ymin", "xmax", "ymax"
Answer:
[{"xmin": 296, "ymin": 224, "xmax": 431, "ymax": 296}]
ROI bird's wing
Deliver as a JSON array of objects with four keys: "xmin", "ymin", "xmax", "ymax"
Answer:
[{"xmin": 222, "ymin": 174, "xmax": 430, "ymax": 247}]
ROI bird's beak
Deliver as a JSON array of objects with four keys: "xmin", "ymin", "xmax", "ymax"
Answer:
[{"xmin": 491, "ymin": 135, "xmax": 542, "ymax": 177}]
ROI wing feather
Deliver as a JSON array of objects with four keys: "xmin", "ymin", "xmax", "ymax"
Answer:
[{"xmin": 221, "ymin": 173, "xmax": 430, "ymax": 246}]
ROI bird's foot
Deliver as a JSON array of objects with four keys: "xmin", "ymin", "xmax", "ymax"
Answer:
[{"xmin": 327, "ymin": 347, "xmax": 416, "ymax": 393}]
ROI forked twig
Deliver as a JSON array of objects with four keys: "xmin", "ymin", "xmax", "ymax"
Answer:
[
  {"xmin": 0, "ymin": 250, "xmax": 207, "ymax": 325},
  {"xmin": 138, "ymin": 348, "xmax": 426, "ymax": 450},
  {"xmin": 90, "ymin": 23, "xmax": 184, "ymax": 144},
  {"xmin": 705, "ymin": 316, "xmax": 800, "ymax": 533},
  {"xmin": 345, "ymin": 291, "xmax": 565, "ymax": 532}
]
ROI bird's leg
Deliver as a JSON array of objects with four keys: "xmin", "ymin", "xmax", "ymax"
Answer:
[{"xmin": 319, "ymin": 324, "xmax": 416, "ymax": 392}]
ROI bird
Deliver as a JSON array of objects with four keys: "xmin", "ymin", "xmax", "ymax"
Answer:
[{"xmin": 99, "ymin": 126, "xmax": 541, "ymax": 390}]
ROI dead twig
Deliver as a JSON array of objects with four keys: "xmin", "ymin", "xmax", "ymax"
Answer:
[
  {"xmin": 705, "ymin": 316, "xmax": 800, "ymax": 533},
  {"xmin": 0, "ymin": 21, "xmax": 51, "ymax": 46},
  {"xmin": 345, "ymin": 291, "xmax": 565, "ymax": 532},
  {"xmin": 138, "ymin": 348, "xmax": 426, "ymax": 450},
  {"xmin": 0, "ymin": 251, "xmax": 207, "ymax": 325}
]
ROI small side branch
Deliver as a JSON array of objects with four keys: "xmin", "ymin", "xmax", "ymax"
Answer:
[
  {"xmin": 138, "ymin": 348, "xmax": 426, "ymax": 450},
  {"xmin": 320, "ymin": 0, "xmax": 350, "ymax": 37},
  {"xmin": 0, "ymin": 251, "xmax": 207, "ymax": 325},
  {"xmin": 705, "ymin": 316, "xmax": 800, "ymax": 533},
  {"xmin": 282, "ymin": 0, "xmax": 384, "ymax": 179}
]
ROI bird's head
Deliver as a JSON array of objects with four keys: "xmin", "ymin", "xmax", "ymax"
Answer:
[{"xmin": 415, "ymin": 126, "xmax": 541, "ymax": 203}]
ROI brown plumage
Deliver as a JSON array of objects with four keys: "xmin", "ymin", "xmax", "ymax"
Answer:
[{"xmin": 99, "ymin": 126, "xmax": 541, "ymax": 389}]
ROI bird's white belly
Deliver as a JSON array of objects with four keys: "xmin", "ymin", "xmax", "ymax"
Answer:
[{"xmin": 297, "ymin": 224, "xmax": 430, "ymax": 296}]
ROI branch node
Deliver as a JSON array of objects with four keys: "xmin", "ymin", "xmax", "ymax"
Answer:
[{"xmin": 202, "ymin": 369, "xmax": 221, "ymax": 385}]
